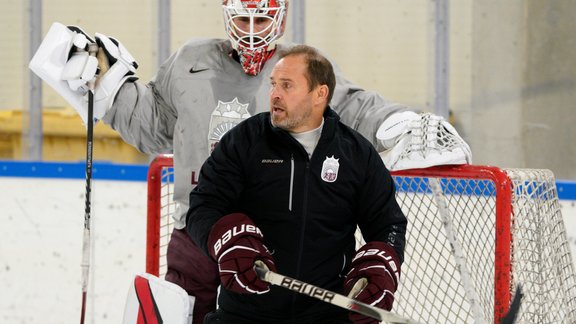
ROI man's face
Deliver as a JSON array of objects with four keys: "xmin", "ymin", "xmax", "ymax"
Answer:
[
  {"xmin": 231, "ymin": 15, "xmax": 274, "ymax": 47},
  {"xmin": 232, "ymin": 16, "xmax": 274, "ymax": 34},
  {"xmin": 269, "ymin": 55, "xmax": 320, "ymax": 133}
]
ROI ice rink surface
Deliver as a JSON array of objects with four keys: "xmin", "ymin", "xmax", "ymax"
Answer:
[
  {"xmin": 1, "ymin": 176, "xmax": 575, "ymax": 323},
  {"xmin": 0, "ymin": 177, "xmax": 146, "ymax": 323}
]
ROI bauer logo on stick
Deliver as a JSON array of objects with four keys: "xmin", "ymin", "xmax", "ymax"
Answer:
[{"xmin": 279, "ymin": 277, "xmax": 335, "ymax": 303}]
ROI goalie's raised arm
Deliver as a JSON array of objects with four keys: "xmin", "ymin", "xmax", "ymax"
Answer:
[{"xmin": 29, "ymin": 22, "xmax": 138, "ymax": 124}]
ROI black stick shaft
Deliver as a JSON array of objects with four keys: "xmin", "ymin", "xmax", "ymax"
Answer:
[
  {"xmin": 80, "ymin": 43, "xmax": 98, "ymax": 324},
  {"xmin": 79, "ymin": 87, "xmax": 94, "ymax": 324},
  {"xmin": 84, "ymin": 89, "xmax": 94, "ymax": 229}
]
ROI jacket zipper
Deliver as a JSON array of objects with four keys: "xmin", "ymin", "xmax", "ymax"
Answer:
[
  {"xmin": 289, "ymin": 155, "xmax": 294, "ymax": 211},
  {"xmin": 292, "ymin": 159, "xmax": 311, "ymax": 317}
]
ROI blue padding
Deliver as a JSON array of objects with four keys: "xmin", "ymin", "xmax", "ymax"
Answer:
[
  {"xmin": 393, "ymin": 176, "xmax": 576, "ymax": 200},
  {"xmin": 557, "ymin": 180, "xmax": 576, "ymax": 200},
  {"xmin": 0, "ymin": 160, "xmax": 575, "ymax": 199},
  {"xmin": 394, "ymin": 177, "xmax": 497, "ymax": 196},
  {"xmin": 0, "ymin": 160, "xmax": 148, "ymax": 182}
]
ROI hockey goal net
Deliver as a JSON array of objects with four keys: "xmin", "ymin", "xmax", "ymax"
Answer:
[{"xmin": 146, "ymin": 154, "xmax": 576, "ymax": 323}]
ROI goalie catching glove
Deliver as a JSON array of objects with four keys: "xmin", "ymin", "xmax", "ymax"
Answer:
[
  {"xmin": 207, "ymin": 213, "xmax": 276, "ymax": 294},
  {"xmin": 377, "ymin": 111, "xmax": 472, "ymax": 171},
  {"xmin": 344, "ymin": 241, "xmax": 401, "ymax": 324},
  {"xmin": 29, "ymin": 22, "xmax": 138, "ymax": 125}
]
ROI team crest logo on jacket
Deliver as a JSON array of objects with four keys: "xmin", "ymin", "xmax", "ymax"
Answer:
[
  {"xmin": 321, "ymin": 156, "xmax": 340, "ymax": 183},
  {"xmin": 208, "ymin": 98, "xmax": 251, "ymax": 153}
]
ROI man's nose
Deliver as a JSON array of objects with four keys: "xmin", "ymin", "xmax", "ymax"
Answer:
[
  {"xmin": 270, "ymin": 87, "xmax": 280, "ymax": 100},
  {"xmin": 253, "ymin": 24, "xmax": 267, "ymax": 33}
]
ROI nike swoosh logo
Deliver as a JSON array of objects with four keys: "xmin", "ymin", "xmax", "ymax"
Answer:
[{"xmin": 190, "ymin": 67, "xmax": 209, "ymax": 74}]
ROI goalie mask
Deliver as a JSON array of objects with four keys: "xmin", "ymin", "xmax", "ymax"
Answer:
[{"xmin": 222, "ymin": 0, "xmax": 288, "ymax": 75}]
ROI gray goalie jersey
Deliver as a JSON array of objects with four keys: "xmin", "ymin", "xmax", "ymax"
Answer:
[{"xmin": 102, "ymin": 38, "xmax": 407, "ymax": 229}]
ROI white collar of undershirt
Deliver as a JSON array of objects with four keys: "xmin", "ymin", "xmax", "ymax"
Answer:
[{"xmin": 289, "ymin": 118, "xmax": 324, "ymax": 158}]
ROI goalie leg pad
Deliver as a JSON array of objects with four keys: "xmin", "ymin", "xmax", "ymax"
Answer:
[{"xmin": 123, "ymin": 273, "xmax": 194, "ymax": 324}]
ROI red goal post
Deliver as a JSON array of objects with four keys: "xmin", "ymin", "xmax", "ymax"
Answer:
[{"xmin": 146, "ymin": 154, "xmax": 576, "ymax": 323}]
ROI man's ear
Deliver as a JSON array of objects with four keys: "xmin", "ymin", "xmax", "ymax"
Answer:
[{"xmin": 314, "ymin": 84, "xmax": 329, "ymax": 105}]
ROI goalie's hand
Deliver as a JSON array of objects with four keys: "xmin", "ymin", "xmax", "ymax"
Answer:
[
  {"xmin": 344, "ymin": 242, "xmax": 400, "ymax": 324},
  {"xmin": 62, "ymin": 29, "xmax": 138, "ymax": 120},
  {"xmin": 208, "ymin": 213, "xmax": 276, "ymax": 294},
  {"xmin": 28, "ymin": 23, "xmax": 138, "ymax": 125},
  {"xmin": 60, "ymin": 26, "xmax": 99, "ymax": 93},
  {"xmin": 377, "ymin": 111, "xmax": 472, "ymax": 171}
]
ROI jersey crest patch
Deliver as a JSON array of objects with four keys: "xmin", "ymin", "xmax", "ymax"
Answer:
[
  {"xmin": 321, "ymin": 156, "xmax": 340, "ymax": 183},
  {"xmin": 208, "ymin": 98, "xmax": 251, "ymax": 153}
]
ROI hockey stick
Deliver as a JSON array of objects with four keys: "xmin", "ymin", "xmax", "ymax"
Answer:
[
  {"xmin": 500, "ymin": 285, "xmax": 523, "ymax": 324},
  {"xmin": 80, "ymin": 42, "xmax": 99, "ymax": 324},
  {"xmin": 254, "ymin": 261, "xmax": 422, "ymax": 324},
  {"xmin": 428, "ymin": 177, "xmax": 484, "ymax": 321},
  {"xmin": 429, "ymin": 179, "xmax": 524, "ymax": 323}
]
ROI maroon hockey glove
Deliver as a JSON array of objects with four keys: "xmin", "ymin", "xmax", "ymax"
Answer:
[
  {"xmin": 344, "ymin": 241, "xmax": 401, "ymax": 324},
  {"xmin": 207, "ymin": 213, "xmax": 276, "ymax": 294}
]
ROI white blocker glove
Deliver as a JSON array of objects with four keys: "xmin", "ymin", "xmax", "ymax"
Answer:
[
  {"xmin": 29, "ymin": 22, "xmax": 138, "ymax": 125},
  {"xmin": 62, "ymin": 31, "xmax": 138, "ymax": 123},
  {"xmin": 377, "ymin": 111, "xmax": 472, "ymax": 171},
  {"xmin": 60, "ymin": 26, "xmax": 99, "ymax": 93}
]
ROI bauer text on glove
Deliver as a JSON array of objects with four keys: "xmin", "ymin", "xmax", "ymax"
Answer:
[
  {"xmin": 344, "ymin": 241, "xmax": 401, "ymax": 324},
  {"xmin": 207, "ymin": 213, "xmax": 276, "ymax": 294}
]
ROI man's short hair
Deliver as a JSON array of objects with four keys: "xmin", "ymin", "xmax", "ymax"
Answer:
[{"xmin": 279, "ymin": 45, "xmax": 336, "ymax": 105}]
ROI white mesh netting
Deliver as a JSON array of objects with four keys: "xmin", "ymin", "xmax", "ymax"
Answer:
[{"xmin": 147, "ymin": 157, "xmax": 576, "ymax": 323}]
